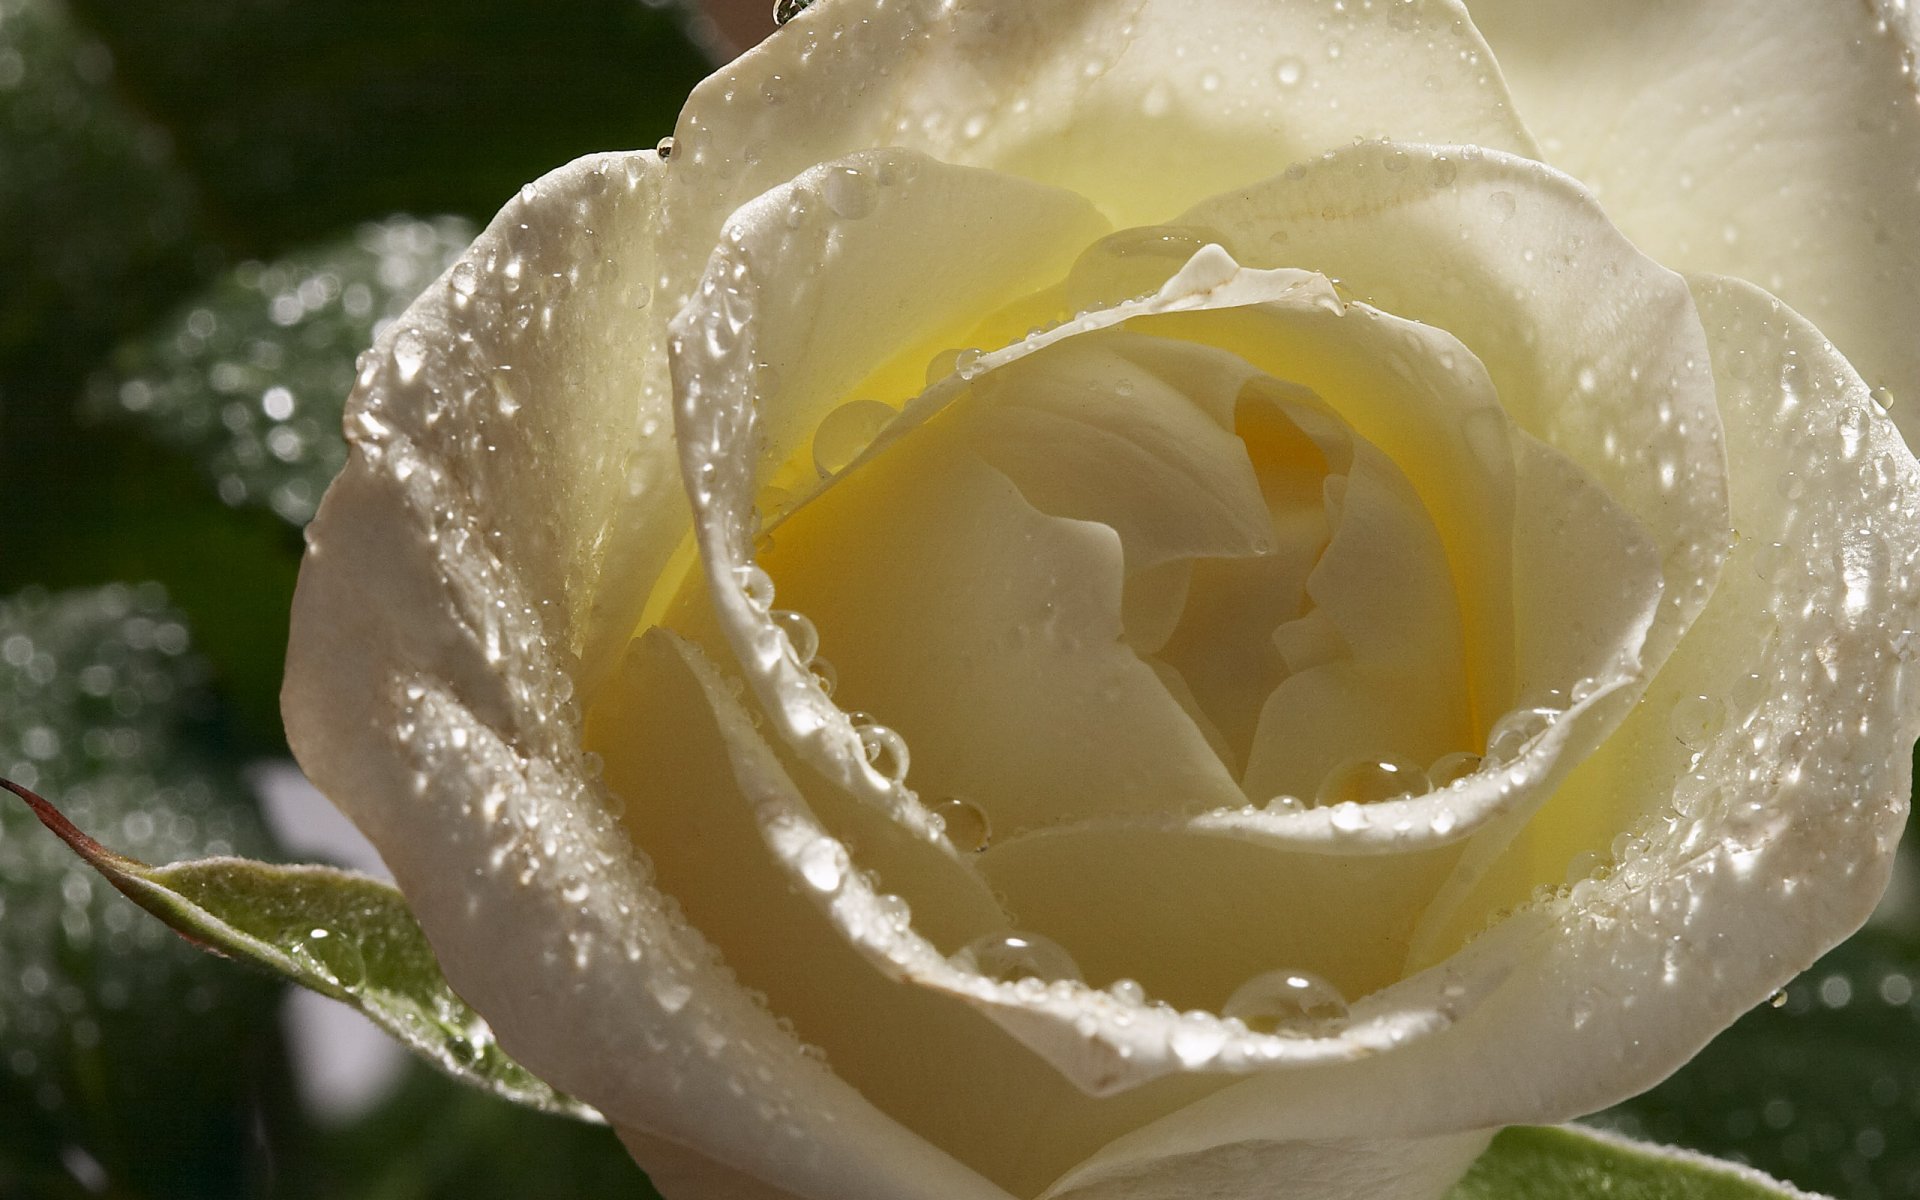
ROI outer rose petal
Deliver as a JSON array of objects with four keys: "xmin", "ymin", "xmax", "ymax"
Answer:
[
  {"xmin": 1465, "ymin": 0, "xmax": 1920, "ymax": 431},
  {"xmin": 283, "ymin": 153, "xmax": 1008, "ymax": 1200},
  {"xmin": 659, "ymin": 0, "xmax": 1537, "ymax": 272}
]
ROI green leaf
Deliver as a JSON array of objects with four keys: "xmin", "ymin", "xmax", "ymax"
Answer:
[
  {"xmin": 1450, "ymin": 1126, "xmax": 1828, "ymax": 1199},
  {"xmin": 0, "ymin": 584, "xmax": 283, "ymax": 1197},
  {"xmin": 87, "ymin": 215, "xmax": 476, "ymax": 525},
  {"xmin": 2, "ymin": 776, "xmax": 602, "ymax": 1126}
]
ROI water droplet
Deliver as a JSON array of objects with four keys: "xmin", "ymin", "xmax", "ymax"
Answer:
[
  {"xmin": 810, "ymin": 656, "xmax": 839, "ymax": 695},
  {"xmin": 1428, "ymin": 751, "xmax": 1483, "ymax": 788},
  {"xmin": 855, "ymin": 722, "xmax": 910, "ymax": 784},
  {"xmin": 824, "ymin": 166, "xmax": 879, "ymax": 220},
  {"xmin": 1486, "ymin": 706, "xmax": 1559, "ymax": 761},
  {"xmin": 770, "ymin": 609, "xmax": 820, "ymax": 664},
  {"xmin": 291, "ymin": 927, "xmax": 366, "ymax": 992},
  {"xmin": 930, "ymin": 795, "xmax": 990, "ymax": 852},
  {"xmin": 956, "ymin": 931, "xmax": 1081, "ymax": 984},
  {"xmin": 1429, "ymin": 156, "xmax": 1458, "ymax": 187},
  {"xmin": 733, "ymin": 563, "xmax": 776, "ymax": 613},
  {"xmin": 1064, "ymin": 224, "xmax": 1217, "ymax": 312},
  {"xmin": 1223, "ymin": 968, "xmax": 1349, "ymax": 1034},
  {"xmin": 812, "ymin": 398, "xmax": 895, "ymax": 476},
  {"xmin": 655, "ymin": 136, "xmax": 677, "ymax": 160},
  {"xmin": 1274, "ymin": 56, "xmax": 1305, "ymax": 86},
  {"xmin": 1769, "ymin": 988, "xmax": 1789, "ymax": 1008},
  {"xmin": 798, "ymin": 838, "xmax": 849, "ymax": 892},
  {"xmin": 1576, "ymin": 365, "xmax": 1599, "ymax": 395},
  {"xmin": 1669, "ymin": 692, "xmax": 1725, "ymax": 749},
  {"xmin": 773, "ymin": 0, "xmax": 814, "ymax": 25},
  {"xmin": 1314, "ymin": 758, "xmax": 1429, "ymax": 807},
  {"xmin": 1109, "ymin": 977, "xmax": 1147, "ymax": 1006}
]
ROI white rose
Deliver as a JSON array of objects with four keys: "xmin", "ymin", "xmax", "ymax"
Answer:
[{"xmin": 283, "ymin": 2, "xmax": 1920, "ymax": 1199}]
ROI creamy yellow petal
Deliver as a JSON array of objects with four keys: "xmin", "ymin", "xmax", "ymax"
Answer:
[
  {"xmin": 663, "ymin": 0, "xmax": 1536, "ymax": 255},
  {"xmin": 1184, "ymin": 141, "xmax": 1729, "ymax": 682},
  {"xmin": 285, "ymin": 153, "xmax": 1006, "ymax": 1200},
  {"xmin": 760, "ymin": 403, "xmax": 1248, "ymax": 832},
  {"xmin": 1468, "ymin": 0, "xmax": 1920, "ymax": 435},
  {"xmin": 1111, "ymin": 278, "xmax": 1920, "ymax": 1147}
]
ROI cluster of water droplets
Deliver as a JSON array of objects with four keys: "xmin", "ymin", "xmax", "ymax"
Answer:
[{"xmin": 88, "ymin": 216, "xmax": 474, "ymax": 524}]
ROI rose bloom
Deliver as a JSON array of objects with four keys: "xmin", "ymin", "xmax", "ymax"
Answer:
[{"xmin": 283, "ymin": 2, "xmax": 1920, "ymax": 1198}]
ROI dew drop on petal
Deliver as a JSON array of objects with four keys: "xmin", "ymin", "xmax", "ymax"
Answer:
[
  {"xmin": 733, "ymin": 563, "xmax": 776, "ymax": 613},
  {"xmin": 1485, "ymin": 706, "xmax": 1560, "ymax": 762},
  {"xmin": 798, "ymin": 838, "xmax": 849, "ymax": 892},
  {"xmin": 812, "ymin": 399, "xmax": 895, "ymax": 477},
  {"xmin": 1428, "ymin": 751, "xmax": 1483, "ymax": 788},
  {"xmin": 855, "ymin": 721, "xmax": 910, "ymax": 784},
  {"xmin": 956, "ymin": 931, "xmax": 1081, "ymax": 984},
  {"xmin": 1223, "ymin": 968, "xmax": 1349, "ymax": 1034},
  {"xmin": 930, "ymin": 795, "xmax": 990, "ymax": 852},
  {"xmin": 1314, "ymin": 757, "xmax": 1429, "ymax": 807},
  {"xmin": 824, "ymin": 166, "xmax": 879, "ymax": 220},
  {"xmin": 1669, "ymin": 692, "xmax": 1726, "ymax": 749},
  {"xmin": 770, "ymin": 609, "xmax": 820, "ymax": 664}
]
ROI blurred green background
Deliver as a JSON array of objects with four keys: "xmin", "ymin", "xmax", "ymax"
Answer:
[{"xmin": 0, "ymin": 1, "xmax": 1915, "ymax": 1197}]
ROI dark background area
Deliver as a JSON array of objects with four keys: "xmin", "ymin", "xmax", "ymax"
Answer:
[{"xmin": 1, "ymin": 1, "xmax": 1916, "ymax": 1197}]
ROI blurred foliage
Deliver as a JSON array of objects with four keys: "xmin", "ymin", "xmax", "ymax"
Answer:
[
  {"xmin": 2, "ymin": 0, "xmax": 1918, "ymax": 1196},
  {"xmin": 86, "ymin": 216, "xmax": 474, "ymax": 527},
  {"xmin": 0, "ymin": 585, "xmax": 286, "ymax": 1199},
  {"xmin": 0, "ymin": 0, "xmax": 702, "ymax": 1192}
]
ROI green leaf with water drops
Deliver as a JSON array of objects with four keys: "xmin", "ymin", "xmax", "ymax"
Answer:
[
  {"xmin": 2, "ymin": 777, "xmax": 602, "ymax": 1126},
  {"xmin": 87, "ymin": 216, "xmax": 475, "ymax": 526},
  {"xmin": 1448, "ymin": 1125, "xmax": 1830, "ymax": 1199}
]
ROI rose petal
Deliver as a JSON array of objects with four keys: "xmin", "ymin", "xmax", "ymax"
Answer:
[
  {"xmin": 592, "ymin": 630, "xmax": 1195, "ymax": 1198},
  {"xmin": 662, "ymin": 0, "xmax": 1537, "ymax": 255},
  {"xmin": 758, "ymin": 395, "xmax": 1249, "ymax": 832},
  {"xmin": 1038, "ymin": 1129, "xmax": 1493, "ymax": 1200},
  {"xmin": 628, "ymin": 623, "xmax": 1505, "ymax": 1113},
  {"xmin": 1467, "ymin": 0, "xmax": 1920, "ymax": 431},
  {"xmin": 1183, "ymin": 141, "xmax": 1728, "ymax": 684},
  {"xmin": 285, "ymin": 153, "xmax": 1006, "ymax": 1200},
  {"xmin": 1051, "ymin": 278, "xmax": 1920, "ymax": 1153}
]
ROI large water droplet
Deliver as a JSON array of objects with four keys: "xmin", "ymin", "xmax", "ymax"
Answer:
[
  {"xmin": 957, "ymin": 931, "xmax": 1081, "ymax": 984},
  {"xmin": 813, "ymin": 399, "xmax": 895, "ymax": 476},
  {"xmin": 930, "ymin": 795, "xmax": 990, "ymax": 852},
  {"xmin": 1428, "ymin": 751, "xmax": 1483, "ymax": 788},
  {"xmin": 733, "ymin": 563, "xmax": 776, "ymax": 613},
  {"xmin": 1064, "ymin": 224, "xmax": 1218, "ymax": 312},
  {"xmin": 1314, "ymin": 758, "xmax": 1429, "ymax": 807},
  {"xmin": 291, "ymin": 926, "xmax": 367, "ymax": 992},
  {"xmin": 773, "ymin": 0, "xmax": 814, "ymax": 26},
  {"xmin": 1485, "ymin": 705, "xmax": 1560, "ymax": 762},
  {"xmin": 770, "ymin": 609, "xmax": 820, "ymax": 664},
  {"xmin": 824, "ymin": 166, "xmax": 879, "ymax": 220},
  {"xmin": 1669, "ymin": 692, "xmax": 1726, "ymax": 750},
  {"xmin": 798, "ymin": 838, "xmax": 849, "ymax": 892},
  {"xmin": 1223, "ymin": 968, "xmax": 1349, "ymax": 1034},
  {"xmin": 855, "ymin": 721, "xmax": 910, "ymax": 784}
]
